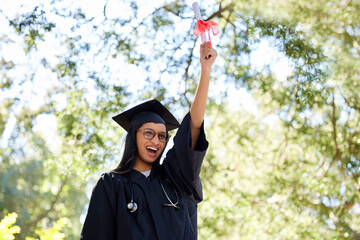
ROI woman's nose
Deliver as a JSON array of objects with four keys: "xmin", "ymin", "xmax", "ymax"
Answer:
[{"xmin": 151, "ymin": 134, "xmax": 161, "ymax": 144}]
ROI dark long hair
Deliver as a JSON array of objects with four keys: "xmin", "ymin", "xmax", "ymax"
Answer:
[
  {"xmin": 111, "ymin": 123, "xmax": 168, "ymax": 174},
  {"xmin": 112, "ymin": 124, "xmax": 138, "ymax": 174}
]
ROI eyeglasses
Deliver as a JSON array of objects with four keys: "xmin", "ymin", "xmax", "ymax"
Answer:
[{"xmin": 138, "ymin": 128, "xmax": 170, "ymax": 143}]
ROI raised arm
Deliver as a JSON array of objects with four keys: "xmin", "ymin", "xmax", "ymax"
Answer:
[{"xmin": 189, "ymin": 42, "xmax": 217, "ymax": 149}]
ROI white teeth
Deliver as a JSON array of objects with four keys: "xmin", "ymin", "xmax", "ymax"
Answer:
[{"xmin": 147, "ymin": 147, "xmax": 157, "ymax": 152}]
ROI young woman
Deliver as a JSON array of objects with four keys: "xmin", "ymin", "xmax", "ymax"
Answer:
[{"xmin": 80, "ymin": 42, "xmax": 217, "ymax": 240}]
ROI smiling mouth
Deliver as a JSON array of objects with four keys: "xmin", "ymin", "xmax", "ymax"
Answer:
[{"xmin": 146, "ymin": 147, "xmax": 158, "ymax": 155}]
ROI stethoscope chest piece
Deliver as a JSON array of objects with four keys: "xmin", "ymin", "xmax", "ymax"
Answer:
[{"xmin": 127, "ymin": 201, "xmax": 138, "ymax": 213}]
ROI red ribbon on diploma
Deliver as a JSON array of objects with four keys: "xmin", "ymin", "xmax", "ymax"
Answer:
[{"xmin": 193, "ymin": 20, "xmax": 219, "ymax": 47}]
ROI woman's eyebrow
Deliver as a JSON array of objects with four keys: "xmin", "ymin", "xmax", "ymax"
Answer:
[{"xmin": 144, "ymin": 128, "xmax": 166, "ymax": 133}]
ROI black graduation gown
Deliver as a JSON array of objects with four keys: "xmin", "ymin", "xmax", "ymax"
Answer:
[{"xmin": 80, "ymin": 113, "xmax": 208, "ymax": 240}]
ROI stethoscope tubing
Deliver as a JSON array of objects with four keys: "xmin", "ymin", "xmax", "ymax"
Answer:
[{"xmin": 126, "ymin": 174, "xmax": 180, "ymax": 213}]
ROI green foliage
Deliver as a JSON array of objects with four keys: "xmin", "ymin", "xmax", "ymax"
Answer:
[
  {"xmin": 25, "ymin": 218, "xmax": 68, "ymax": 240},
  {"xmin": 200, "ymin": 102, "xmax": 359, "ymax": 239},
  {"xmin": 8, "ymin": 7, "xmax": 55, "ymax": 53},
  {"xmin": 0, "ymin": 213, "xmax": 67, "ymax": 240},
  {"xmin": 0, "ymin": 213, "xmax": 20, "ymax": 240},
  {"xmin": 0, "ymin": 0, "xmax": 359, "ymax": 239},
  {"xmin": 0, "ymin": 99, "xmax": 15, "ymax": 135}
]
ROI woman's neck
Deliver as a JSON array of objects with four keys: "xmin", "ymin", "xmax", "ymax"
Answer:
[{"xmin": 133, "ymin": 159, "xmax": 152, "ymax": 172}]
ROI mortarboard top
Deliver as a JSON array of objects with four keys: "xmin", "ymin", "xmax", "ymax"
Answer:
[{"xmin": 112, "ymin": 99, "xmax": 180, "ymax": 132}]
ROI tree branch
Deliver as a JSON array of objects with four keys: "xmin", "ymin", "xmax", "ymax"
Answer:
[
  {"xmin": 22, "ymin": 176, "xmax": 69, "ymax": 232},
  {"xmin": 205, "ymin": 2, "xmax": 234, "ymax": 21},
  {"xmin": 317, "ymin": 88, "xmax": 341, "ymax": 179},
  {"xmin": 340, "ymin": 90, "xmax": 360, "ymax": 112},
  {"xmin": 103, "ymin": 0, "xmax": 109, "ymax": 19},
  {"xmin": 331, "ymin": 88, "xmax": 341, "ymax": 163},
  {"xmin": 183, "ymin": 39, "xmax": 196, "ymax": 108}
]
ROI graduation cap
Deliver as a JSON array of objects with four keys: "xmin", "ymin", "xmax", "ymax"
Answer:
[{"xmin": 112, "ymin": 99, "xmax": 180, "ymax": 132}]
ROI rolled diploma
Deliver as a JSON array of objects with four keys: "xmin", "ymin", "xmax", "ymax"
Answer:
[{"xmin": 192, "ymin": 2, "xmax": 207, "ymax": 43}]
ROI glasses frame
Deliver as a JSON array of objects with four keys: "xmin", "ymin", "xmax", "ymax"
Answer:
[{"xmin": 137, "ymin": 128, "xmax": 171, "ymax": 143}]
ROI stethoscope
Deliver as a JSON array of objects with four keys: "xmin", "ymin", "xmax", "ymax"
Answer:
[{"xmin": 126, "ymin": 174, "xmax": 180, "ymax": 213}]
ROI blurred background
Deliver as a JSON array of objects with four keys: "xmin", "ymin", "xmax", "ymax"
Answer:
[{"xmin": 0, "ymin": 0, "xmax": 359, "ymax": 239}]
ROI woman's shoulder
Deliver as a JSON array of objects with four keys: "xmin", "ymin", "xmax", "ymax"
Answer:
[{"xmin": 98, "ymin": 171, "xmax": 127, "ymax": 185}]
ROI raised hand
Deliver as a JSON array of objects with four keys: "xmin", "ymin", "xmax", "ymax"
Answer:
[{"xmin": 200, "ymin": 42, "xmax": 217, "ymax": 71}]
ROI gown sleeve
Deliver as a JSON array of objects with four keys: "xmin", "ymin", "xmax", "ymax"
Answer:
[
  {"xmin": 80, "ymin": 173, "xmax": 117, "ymax": 239},
  {"xmin": 79, "ymin": 173, "xmax": 117, "ymax": 239},
  {"xmin": 80, "ymin": 173, "xmax": 133, "ymax": 240},
  {"xmin": 164, "ymin": 112, "xmax": 208, "ymax": 203}
]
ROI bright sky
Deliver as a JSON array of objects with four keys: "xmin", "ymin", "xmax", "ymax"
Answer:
[{"xmin": 0, "ymin": 0, "xmax": 292, "ymax": 151}]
